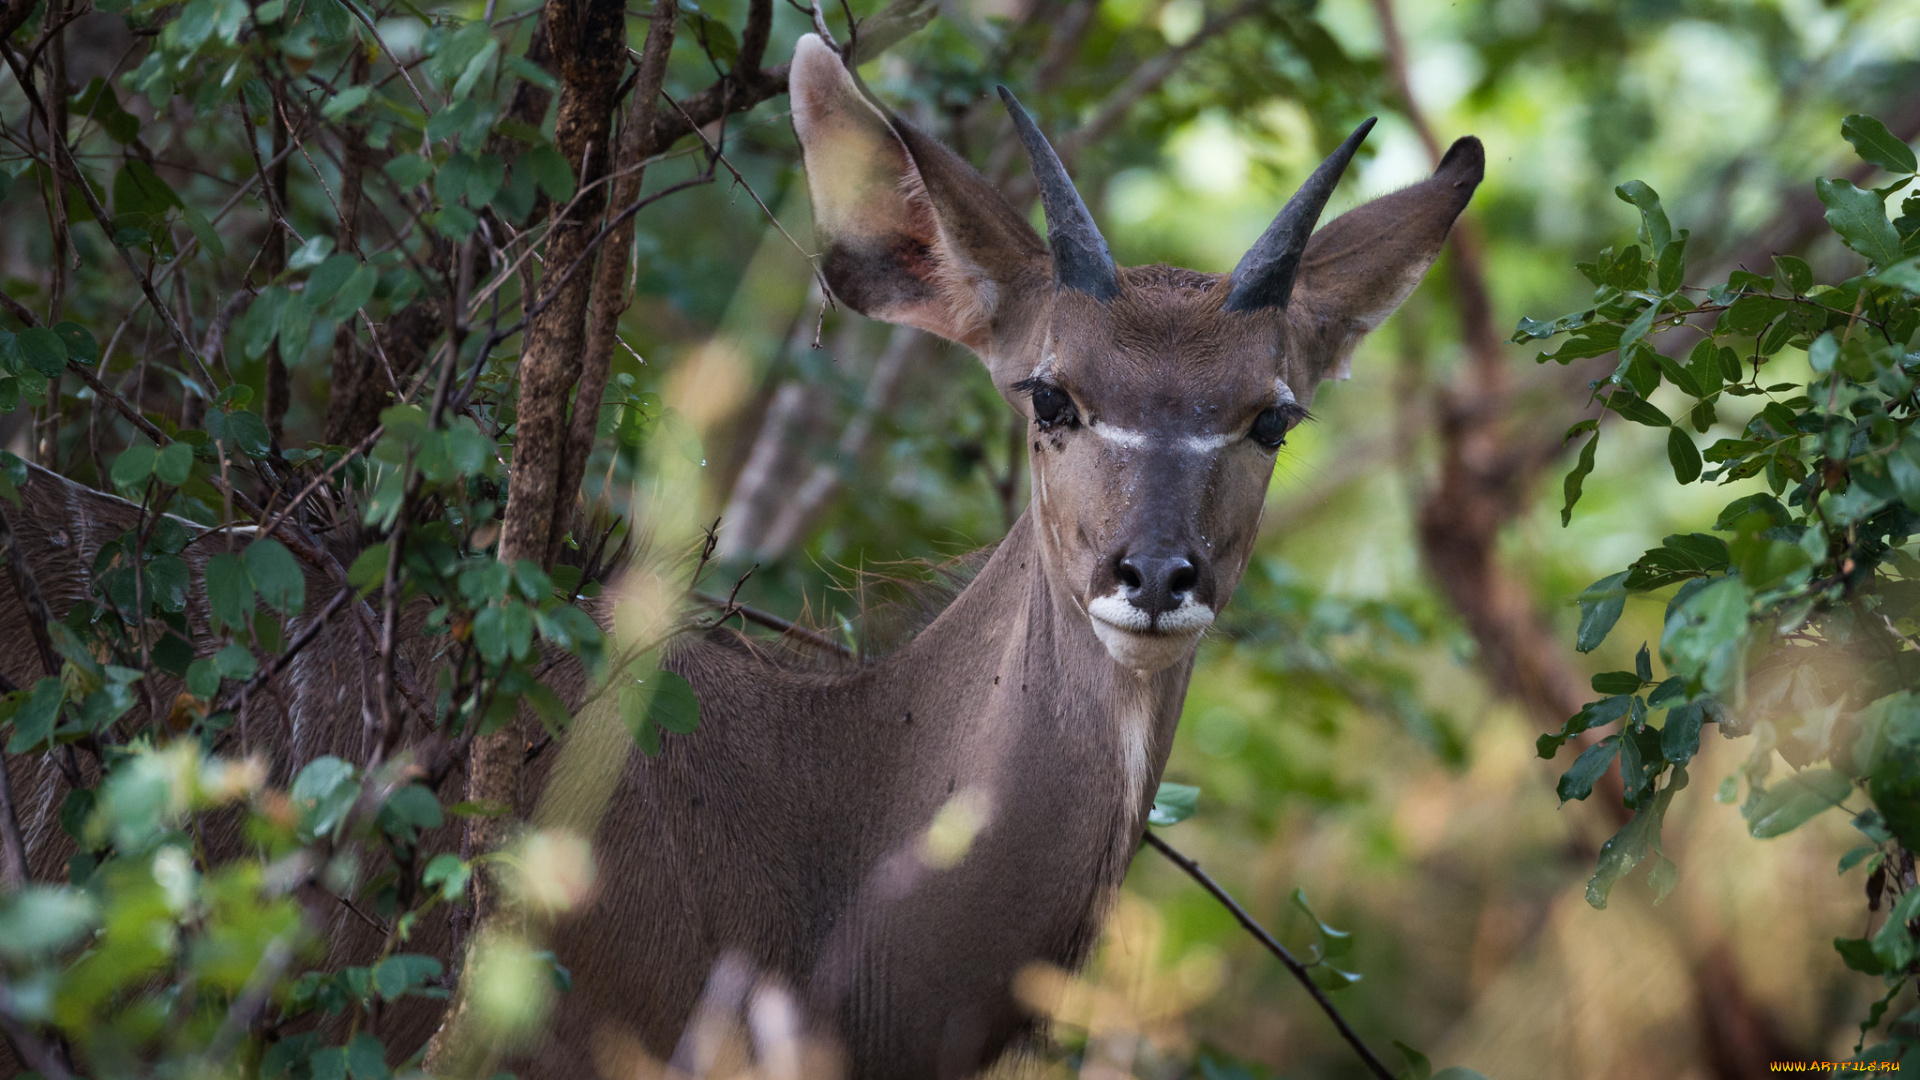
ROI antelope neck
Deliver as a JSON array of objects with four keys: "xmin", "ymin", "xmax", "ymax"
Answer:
[{"xmin": 899, "ymin": 507, "xmax": 1194, "ymax": 824}]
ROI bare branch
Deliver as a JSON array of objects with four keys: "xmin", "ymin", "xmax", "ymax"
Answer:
[
  {"xmin": 1142, "ymin": 831, "xmax": 1395, "ymax": 1080},
  {"xmin": 0, "ymin": 740, "xmax": 28, "ymax": 891},
  {"xmin": 1057, "ymin": 1, "xmax": 1257, "ymax": 162},
  {"xmin": 0, "ymin": 501, "xmax": 60, "ymax": 679},
  {"xmin": 553, "ymin": 0, "xmax": 678, "ymax": 561}
]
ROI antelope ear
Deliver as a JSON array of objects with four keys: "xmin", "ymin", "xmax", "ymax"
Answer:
[
  {"xmin": 790, "ymin": 35, "xmax": 1046, "ymax": 353},
  {"xmin": 1286, "ymin": 136, "xmax": 1484, "ymax": 382}
]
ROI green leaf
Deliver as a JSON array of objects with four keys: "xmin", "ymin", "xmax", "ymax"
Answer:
[
  {"xmin": 288, "ymin": 235, "xmax": 334, "ymax": 270},
  {"xmin": 1291, "ymin": 888, "xmax": 1354, "ymax": 958},
  {"xmin": 1652, "ymin": 351, "xmax": 1701, "ymax": 397},
  {"xmin": 112, "ymin": 159, "xmax": 181, "ymax": 218},
  {"xmin": 155, "ymin": 441, "xmax": 193, "ymax": 486},
  {"xmin": 1586, "ymin": 773, "xmax": 1682, "ymax": 909},
  {"xmin": 214, "ymin": 641, "xmax": 258, "ymax": 680},
  {"xmin": 1873, "ymin": 887, "xmax": 1920, "ymax": 970},
  {"xmin": 205, "ymin": 552, "xmax": 254, "ymax": 631},
  {"xmin": 321, "ymin": 84, "xmax": 371, "ymax": 121},
  {"xmin": 1393, "ymin": 1042, "xmax": 1433, "ymax": 1080},
  {"xmin": 1575, "ymin": 571, "xmax": 1628, "ymax": 653},
  {"xmin": 451, "ymin": 36, "xmax": 500, "ymax": 102},
  {"xmin": 1713, "ymin": 493, "xmax": 1790, "ymax": 531},
  {"xmin": 1875, "ymin": 256, "xmax": 1920, "ymax": 293},
  {"xmin": 1308, "ymin": 963, "xmax": 1360, "ymax": 991},
  {"xmin": 384, "ymin": 155, "xmax": 434, "ymax": 190},
  {"xmin": 1656, "ymin": 232, "xmax": 1687, "ymax": 294},
  {"xmin": 345, "ymin": 1031, "xmax": 390, "ymax": 1080},
  {"xmin": 186, "ymin": 657, "xmax": 220, "ymax": 699},
  {"xmin": 0, "ymin": 886, "xmax": 98, "ymax": 958},
  {"xmin": 503, "ymin": 53, "xmax": 559, "ymax": 92},
  {"xmin": 1538, "ymin": 695, "xmax": 1631, "ymax": 759},
  {"xmin": 647, "ymin": 668, "xmax": 701, "ymax": 734},
  {"xmin": 1149, "ymin": 781, "xmax": 1199, "ymax": 827},
  {"xmin": 1746, "ymin": 768, "xmax": 1852, "ymax": 838},
  {"xmin": 524, "ymin": 144, "xmax": 575, "ymax": 203},
  {"xmin": 1590, "ymin": 671, "xmax": 1644, "ymax": 695},
  {"xmin": 1561, "ymin": 422, "xmax": 1599, "ymax": 527},
  {"xmin": 1661, "ymin": 702, "xmax": 1704, "ymax": 767},
  {"xmin": 71, "ymin": 77, "xmax": 139, "ymax": 143},
  {"xmin": 378, "ymin": 784, "xmax": 443, "ymax": 840},
  {"xmin": 305, "ymin": 254, "xmax": 359, "ymax": 309},
  {"xmin": 245, "ymin": 538, "xmax": 306, "ymax": 614},
  {"xmin": 329, "ymin": 264, "xmax": 379, "ymax": 319},
  {"xmin": 1817, "ymin": 177, "xmax": 1905, "ymax": 268},
  {"xmin": 290, "ymin": 756, "xmax": 357, "ymax": 839},
  {"xmin": 110, "ymin": 442, "xmax": 158, "ymax": 488},
  {"xmin": 1666, "ymin": 426, "xmax": 1702, "ymax": 484},
  {"xmin": 225, "ymin": 409, "xmax": 273, "ymax": 459},
  {"xmin": 435, "ymin": 152, "xmax": 474, "ymax": 206},
  {"xmin": 1615, "ymin": 180, "xmax": 1672, "ymax": 254},
  {"xmin": 52, "ymin": 321, "xmax": 98, "ymax": 363},
  {"xmin": 16, "ymin": 327, "xmax": 67, "ymax": 376},
  {"xmin": 1772, "ymin": 254, "xmax": 1813, "ymax": 294},
  {"xmin": 1839, "ymin": 845, "xmax": 1880, "ymax": 875},
  {"xmin": 1604, "ymin": 390, "xmax": 1671, "ymax": 427},
  {"xmin": 1843, "ymin": 113, "xmax": 1918, "ymax": 175},
  {"xmin": 277, "ymin": 290, "xmax": 313, "ymax": 359},
  {"xmin": 1558, "ymin": 735, "xmax": 1618, "ymax": 803},
  {"xmin": 1661, "ymin": 577, "xmax": 1751, "ymax": 699},
  {"xmin": 1625, "ymin": 533, "xmax": 1731, "ymax": 590},
  {"xmin": 147, "ymin": 553, "xmax": 190, "ymax": 613},
  {"xmin": 4, "ymin": 678, "xmax": 65, "ymax": 753},
  {"xmin": 1835, "ymin": 935, "xmax": 1888, "ymax": 975},
  {"xmin": 422, "ymin": 853, "xmax": 470, "ymax": 902},
  {"xmin": 467, "ymin": 154, "xmax": 506, "ymax": 208},
  {"xmin": 347, "ymin": 543, "xmax": 389, "ymax": 593}
]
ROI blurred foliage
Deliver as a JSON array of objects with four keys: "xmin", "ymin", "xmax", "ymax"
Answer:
[{"xmin": 1517, "ymin": 111, "xmax": 1920, "ymax": 1062}]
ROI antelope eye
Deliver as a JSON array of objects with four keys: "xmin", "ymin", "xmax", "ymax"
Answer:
[
  {"xmin": 1249, "ymin": 406, "xmax": 1293, "ymax": 449},
  {"xmin": 1030, "ymin": 384, "xmax": 1077, "ymax": 429}
]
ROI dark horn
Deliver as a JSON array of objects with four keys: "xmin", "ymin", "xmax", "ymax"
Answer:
[
  {"xmin": 998, "ymin": 86, "xmax": 1121, "ymax": 302},
  {"xmin": 1223, "ymin": 117, "xmax": 1377, "ymax": 313}
]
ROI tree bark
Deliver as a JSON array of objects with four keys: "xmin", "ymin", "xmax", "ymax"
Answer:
[
  {"xmin": 550, "ymin": 0, "xmax": 676, "ymax": 562},
  {"xmin": 498, "ymin": 0, "xmax": 626, "ymax": 570}
]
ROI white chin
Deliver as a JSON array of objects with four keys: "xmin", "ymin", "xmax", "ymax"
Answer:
[{"xmin": 1088, "ymin": 618, "xmax": 1206, "ymax": 674}]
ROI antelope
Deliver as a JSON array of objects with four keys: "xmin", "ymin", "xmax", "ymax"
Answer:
[{"xmin": 1, "ymin": 32, "xmax": 1481, "ymax": 1080}]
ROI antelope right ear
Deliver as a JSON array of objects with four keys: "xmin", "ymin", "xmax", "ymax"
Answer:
[
  {"xmin": 1285, "ymin": 136, "xmax": 1484, "ymax": 383},
  {"xmin": 790, "ymin": 35, "xmax": 1046, "ymax": 353}
]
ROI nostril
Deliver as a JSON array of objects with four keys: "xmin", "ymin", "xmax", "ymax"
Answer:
[
  {"xmin": 1116, "ymin": 557, "xmax": 1144, "ymax": 591},
  {"xmin": 1167, "ymin": 559, "xmax": 1198, "ymax": 597}
]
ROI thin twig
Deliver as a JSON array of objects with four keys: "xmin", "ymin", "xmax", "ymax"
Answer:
[
  {"xmin": 212, "ymin": 584, "xmax": 357, "ymax": 718},
  {"xmin": 0, "ymin": 737, "xmax": 28, "ymax": 890},
  {"xmin": 0, "ymin": 500, "xmax": 61, "ymax": 678},
  {"xmin": 692, "ymin": 590, "xmax": 852, "ymax": 657},
  {"xmin": 1141, "ymin": 830, "xmax": 1396, "ymax": 1080}
]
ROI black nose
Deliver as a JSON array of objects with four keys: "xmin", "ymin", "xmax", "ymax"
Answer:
[{"xmin": 1116, "ymin": 552, "xmax": 1199, "ymax": 618}]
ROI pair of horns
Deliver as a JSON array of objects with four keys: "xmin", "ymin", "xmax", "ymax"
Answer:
[{"xmin": 997, "ymin": 86, "xmax": 1375, "ymax": 313}]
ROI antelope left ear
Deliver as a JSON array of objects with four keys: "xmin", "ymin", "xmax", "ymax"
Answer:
[
  {"xmin": 789, "ymin": 34, "xmax": 1047, "ymax": 354},
  {"xmin": 1287, "ymin": 136, "xmax": 1484, "ymax": 381}
]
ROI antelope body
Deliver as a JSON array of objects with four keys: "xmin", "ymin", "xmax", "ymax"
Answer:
[{"xmin": 2, "ymin": 35, "xmax": 1480, "ymax": 1080}]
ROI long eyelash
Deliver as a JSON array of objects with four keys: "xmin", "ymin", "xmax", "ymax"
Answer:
[
  {"xmin": 1278, "ymin": 402, "xmax": 1312, "ymax": 427},
  {"xmin": 1010, "ymin": 376, "xmax": 1048, "ymax": 396}
]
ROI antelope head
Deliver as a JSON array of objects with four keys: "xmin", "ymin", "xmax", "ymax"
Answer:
[{"xmin": 791, "ymin": 36, "xmax": 1481, "ymax": 674}]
